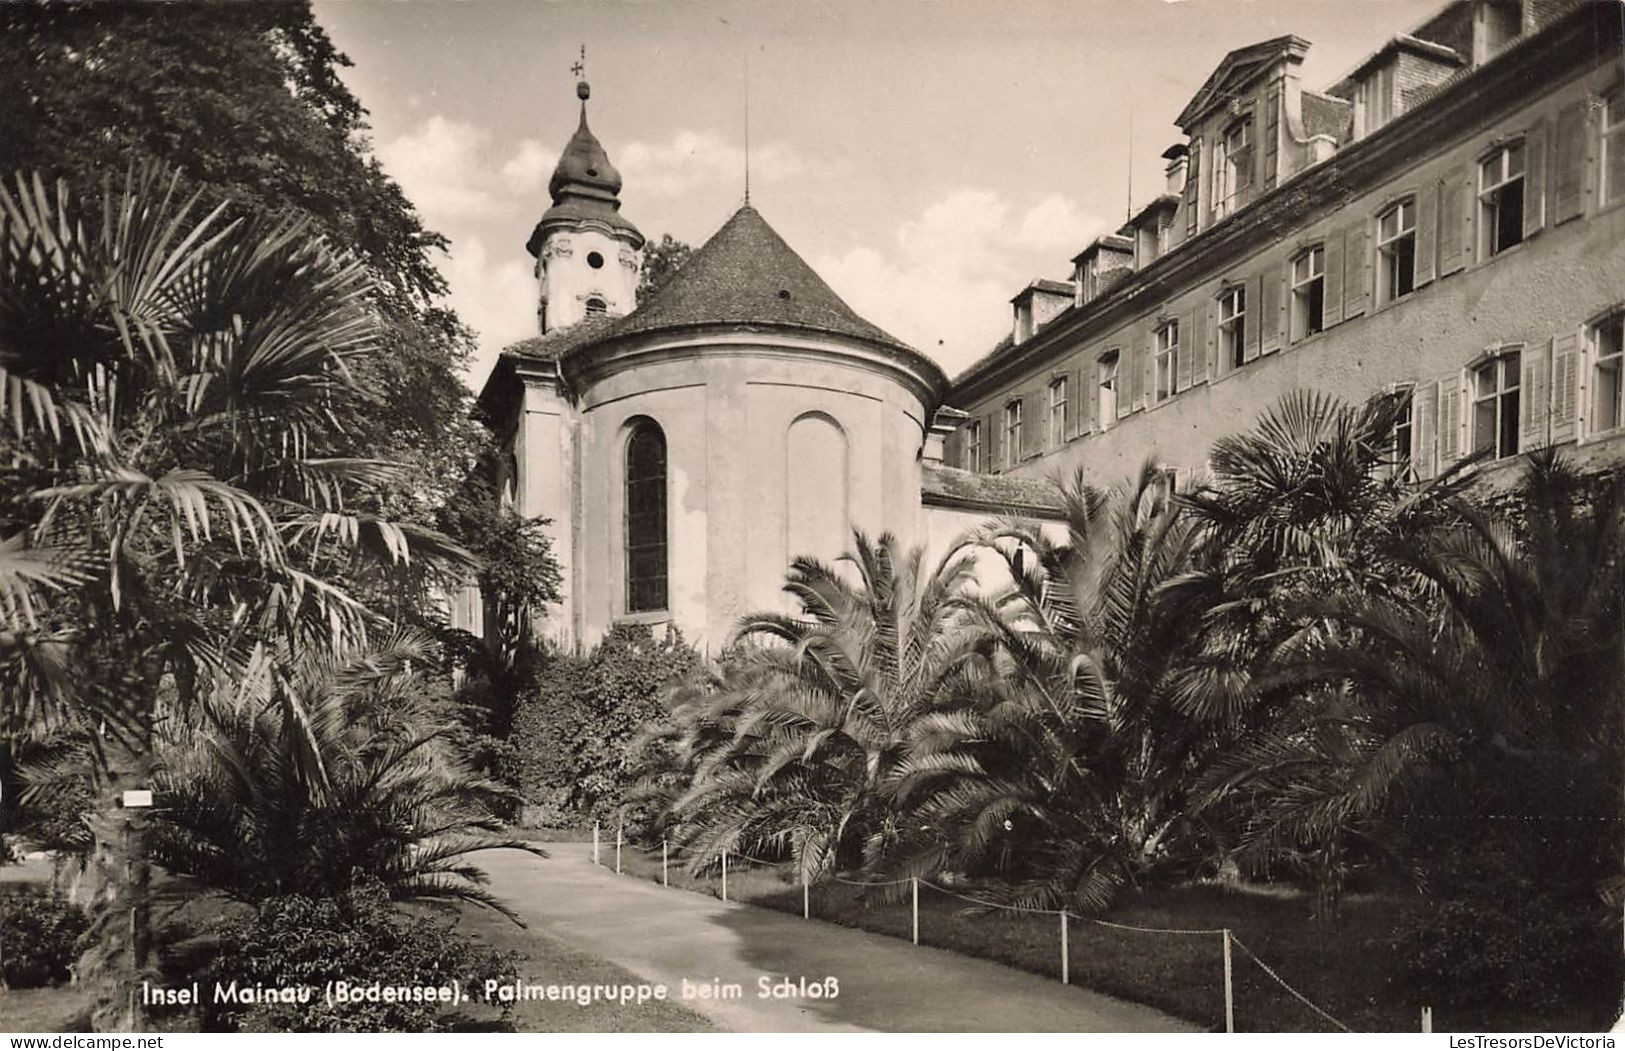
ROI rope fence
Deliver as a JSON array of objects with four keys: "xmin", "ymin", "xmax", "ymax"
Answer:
[{"xmin": 590, "ymin": 821, "xmax": 1380, "ymax": 1033}]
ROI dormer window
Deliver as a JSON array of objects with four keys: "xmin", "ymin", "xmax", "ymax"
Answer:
[
  {"xmin": 1361, "ymin": 62, "xmax": 1396, "ymax": 135},
  {"xmin": 1213, "ymin": 117, "xmax": 1253, "ymax": 219}
]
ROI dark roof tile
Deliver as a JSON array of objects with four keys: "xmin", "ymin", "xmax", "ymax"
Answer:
[{"xmin": 605, "ymin": 204, "xmax": 911, "ymax": 351}]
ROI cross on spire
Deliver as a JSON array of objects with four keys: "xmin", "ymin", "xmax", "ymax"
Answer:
[{"xmin": 571, "ymin": 44, "xmax": 585, "ymax": 79}]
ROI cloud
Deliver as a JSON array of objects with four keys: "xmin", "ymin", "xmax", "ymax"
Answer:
[
  {"xmin": 816, "ymin": 189, "xmax": 1105, "ymax": 376},
  {"xmin": 501, "ymin": 139, "xmax": 555, "ymax": 194},
  {"xmin": 438, "ymin": 235, "xmax": 538, "ymax": 387},
  {"xmin": 377, "ymin": 115, "xmax": 554, "ymax": 223},
  {"xmin": 618, "ymin": 129, "xmax": 828, "ymax": 199}
]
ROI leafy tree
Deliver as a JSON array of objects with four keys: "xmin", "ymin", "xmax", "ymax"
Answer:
[
  {"xmin": 647, "ymin": 532, "xmax": 992, "ymax": 881},
  {"xmin": 0, "ymin": 0, "xmax": 488, "ymax": 562},
  {"xmin": 636, "ymin": 234, "xmax": 693, "ymax": 302}
]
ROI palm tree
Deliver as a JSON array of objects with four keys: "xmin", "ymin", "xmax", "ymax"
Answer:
[
  {"xmin": 0, "ymin": 165, "xmax": 472, "ymax": 1026},
  {"xmin": 654, "ymin": 531, "xmax": 992, "ymax": 882},
  {"xmin": 897, "ymin": 463, "xmax": 1219, "ymax": 912},
  {"xmin": 1203, "ymin": 449, "xmax": 1624, "ymax": 909},
  {"xmin": 148, "ymin": 634, "xmax": 542, "ymax": 919}
]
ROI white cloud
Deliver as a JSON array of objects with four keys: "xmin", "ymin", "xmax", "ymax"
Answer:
[
  {"xmin": 619, "ymin": 129, "xmax": 825, "ymax": 199},
  {"xmin": 816, "ymin": 189, "xmax": 1105, "ymax": 376},
  {"xmin": 378, "ymin": 115, "xmax": 554, "ymax": 224},
  {"xmin": 501, "ymin": 139, "xmax": 555, "ymax": 194},
  {"xmin": 439, "ymin": 235, "xmax": 537, "ymax": 388}
]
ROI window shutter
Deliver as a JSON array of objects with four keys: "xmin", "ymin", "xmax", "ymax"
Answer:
[
  {"xmin": 1189, "ymin": 303, "xmax": 1210, "ymax": 384},
  {"xmin": 944, "ymin": 425, "xmax": 961, "ymax": 468},
  {"xmin": 1260, "ymin": 262, "xmax": 1283, "ymax": 354},
  {"xmin": 1438, "ymin": 372, "xmax": 1464, "ymax": 464},
  {"xmin": 1185, "ymin": 137, "xmax": 1202, "ymax": 238},
  {"xmin": 1413, "ymin": 380, "xmax": 1439, "ymax": 481},
  {"xmin": 1343, "ymin": 222, "xmax": 1370, "ymax": 319},
  {"xmin": 1549, "ymin": 330, "xmax": 1582, "ymax": 443},
  {"xmin": 988, "ymin": 410, "xmax": 1002, "ymax": 471},
  {"xmin": 1023, "ymin": 392, "xmax": 1041, "ymax": 459},
  {"xmin": 1523, "ymin": 120, "xmax": 1548, "ymax": 239},
  {"xmin": 1437, "ymin": 168, "xmax": 1469, "ymax": 277},
  {"xmin": 1243, "ymin": 276, "xmax": 1262, "ymax": 362},
  {"xmin": 1551, "ymin": 101, "xmax": 1586, "ymax": 224},
  {"xmin": 1116, "ymin": 355, "xmax": 1131, "ymax": 419},
  {"xmin": 1415, "ymin": 182, "xmax": 1438, "ymax": 287},
  {"xmin": 1520, "ymin": 339, "xmax": 1552, "ymax": 449},
  {"xmin": 1079, "ymin": 365, "xmax": 1095, "ymax": 436},
  {"xmin": 1175, "ymin": 320, "xmax": 1194, "ymax": 391},
  {"xmin": 1140, "ymin": 329, "xmax": 1155, "ymax": 410},
  {"xmin": 1203, "ymin": 301, "xmax": 1218, "ymax": 380},
  {"xmin": 1322, "ymin": 232, "xmax": 1346, "ymax": 327}
]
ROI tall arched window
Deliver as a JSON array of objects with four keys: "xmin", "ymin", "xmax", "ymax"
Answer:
[
  {"xmin": 624, "ymin": 419, "xmax": 668, "ymax": 613},
  {"xmin": 787, "ymin": 412, "xmax": 848, "ymax": 563}
]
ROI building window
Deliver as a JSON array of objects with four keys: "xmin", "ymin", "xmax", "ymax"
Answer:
[
  {"xmin": 1154, "ymin": 320, "xmax": 1180, "ymax": 404},
  {"xmin": 1098, "ymin": 352, "xmax": 1119, "ymax": 428},
  {"xmin": 1290, "ymin": 246, "xmax": 1325, "ymax": 341},
  {"xmin": 1479, "ymin": 143, "xmax": 1525, "ymax": 258},
  {"xmin": 1590, "ymin": 312, "xmax": 1624, "ymax": 435},
  {"xmin": 1361, "ymin": 63, "xmax": 1395, "ymax": 135},
  {"xmin": 964, "ymin": 420, "xmax": 983, "ymax": 472},
  {"xmin": 1155, "ymin": 216, "xmax": 1172, "ymax": 257},
  {"xmin": 1219, "ymin": 286, "xmax": 1247, "ymax": 369},
  {"xmin": 585, "ymin": 296, "xmax": 608, "ymax": 318},
  {"xmin": 1471, "ymin": 351, "xmax": 1521, "ymax": 460},
  {"xmin": 1213, "ymin": 117, "xmax": 1253, "ymax": 219},
  {"xmin": 1605, "ymin": 97, "xmax": 1625, "ymax": 207},
  {"xmin": 1047, "ymin": 376, "xmax": 1068, "ymax": 448},
  {"xmin": 625, "ymin": 419, "xmax": 668, "ymax": 613},
  {"xmin": 1377, "ymin": 199, "xmax": 1417, "ymax": 305},
  {"xmin": 1391, "ymin": 384, "xmax": 1415, "ymax": 478},
  {"xmin": 1004, "ymin": 400, "xmax": 1023, "ymax": 468}
]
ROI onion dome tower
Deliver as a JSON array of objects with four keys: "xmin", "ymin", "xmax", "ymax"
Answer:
[{"xmin": 526, "ymin": 68, "xmax": 644, "ymax": 335}]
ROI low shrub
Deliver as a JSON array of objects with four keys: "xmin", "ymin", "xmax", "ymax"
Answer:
[
  {"xmin": 1395, "ymin": 873, "xmax": 1619, "ymax": 1011},
  {"xmin": 506, "ymin": 624, "xmax": 698, "ymax": 823},
  {"xmin": 0, "ymin": 892, "xmax": 89, "ymax": 988},
  {"xmin": 196, "ymin": 880, "xmax": 518, "ymax": 1032}
]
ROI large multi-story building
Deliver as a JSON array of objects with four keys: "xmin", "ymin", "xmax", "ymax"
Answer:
[
  {"xmin": 471, "ymin": 0, "xmax": 1624, "ymax": 652},
  {"xmin": 945, "ymin": 0, "xmax": 1625, "ymax": 492}
]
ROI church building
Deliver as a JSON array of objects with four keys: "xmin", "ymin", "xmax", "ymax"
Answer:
[{"xmin": 474, "ymin": 77, "xmax": 1059, "ymax": 650}]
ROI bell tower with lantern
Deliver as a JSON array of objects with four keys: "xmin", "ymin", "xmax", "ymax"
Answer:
[{"xmin": 526, "ymin": 49, "xmax": 645, "ymax": 334}]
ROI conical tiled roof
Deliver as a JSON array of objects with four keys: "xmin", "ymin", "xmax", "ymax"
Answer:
[{"xmin": 605, "ymin": 205, "xmax": 911, "ymax": 352}]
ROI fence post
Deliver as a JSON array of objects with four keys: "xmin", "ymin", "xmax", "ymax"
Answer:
[
  {"xmin": 615, "ymin": 822, "xmax": 623, "ymax": 874},
  {"xmin": 1060, "ymin": 911, "xmax": 1069, "ymax": 985},
  {"xmin": 1222, "ymin": 928, "xmax": 1235, "ymax": 1034},
  {"xmin": 662, "ymin": 839, "xmax": 669, "ymax": 886},
  {"xmin": 1422, "ymin": 1006, "xmax": 1432, "ymax": 1033},
  {"xmin": 721, "ymin": 849, "xmax": 729, "ymax": 902},
  {"xmin": 592, "ymin": 822, "xmax": 600, "ymax": 866},
  {"xmin": 911, "ymin": 877, "xmax": 919, "ymax": 945},
  {"xmin": 803, "ymin": 880, "xmax": 810, "ymax": 920}
]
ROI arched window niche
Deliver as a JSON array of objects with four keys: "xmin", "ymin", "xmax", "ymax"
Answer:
[
  {"xmin": 624, "ymin": 417, "xmax": 668, "ymax": 614},
  {"xmin": 786, "ymin": 411, "xmax": 849, "ymax": 564}
]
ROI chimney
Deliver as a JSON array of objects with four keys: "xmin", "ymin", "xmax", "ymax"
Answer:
[{"xmin": 1162, "ymin": 143, "xmax": 1190, "ymax": 196}]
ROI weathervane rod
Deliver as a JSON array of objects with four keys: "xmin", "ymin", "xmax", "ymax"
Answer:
[{"xmin": 744, "ymin": 50, "xmax": 751, "ymax": 205}]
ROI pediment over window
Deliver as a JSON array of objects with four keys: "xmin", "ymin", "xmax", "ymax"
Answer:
[{"xmin": 1176, "ymin": 35, "xmax": 1309, "ymax": 131}]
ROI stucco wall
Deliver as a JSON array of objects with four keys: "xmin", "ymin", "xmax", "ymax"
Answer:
[
  {"xmin": 959, "ymin": 61, "xmax": 1625, "ymax": 492},
  {"xmin": 538, "ymin": 226, "xmax": 642, "ymax": 333},
  {"xmin": 569, "ymin": 332, "xmax": 932, "ymax": 651}
]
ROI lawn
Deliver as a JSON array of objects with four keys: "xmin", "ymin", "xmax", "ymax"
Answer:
[{"xmin": 609, "ymin": 843, "xmax": 1617, "ymax": 1033}]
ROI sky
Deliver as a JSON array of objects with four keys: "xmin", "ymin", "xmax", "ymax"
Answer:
[{"xmin": 312, "ymin": 0, "xmax": 1445, "ymax": 389}]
